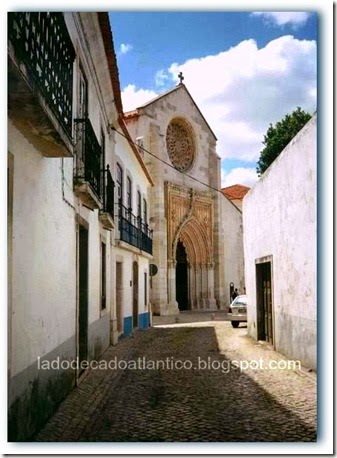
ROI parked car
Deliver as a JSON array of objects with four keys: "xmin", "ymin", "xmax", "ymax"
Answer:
[{"xmin": 228, "ymin": 295, "xmax": 247, "ymax": 328}]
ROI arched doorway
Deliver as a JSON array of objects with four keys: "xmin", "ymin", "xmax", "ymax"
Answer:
[
  {"xmin": 171, "ymin": 217, "xmax": 216, "ymax": 310},
  {"xmin": 175, "ymin": 241, "xmax": 189, "ymax": 310}
]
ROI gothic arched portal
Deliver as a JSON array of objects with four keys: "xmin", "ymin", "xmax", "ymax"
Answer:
[
  {"xmin": 166, "ymin": 182, "xmax": 217, "ymax": 311},
  {"xmin": 174, "ymin": 218, "xmax": 215, "ymax": 310}
]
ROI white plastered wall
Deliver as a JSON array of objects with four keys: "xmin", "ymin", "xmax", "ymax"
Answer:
[
  {"xmin": 243, "ymin": 115, "xmax": 317, "ymax": 369},
  {"xmin": 9, "ymin": 121, "xmax": 77, "ymax": 377}
]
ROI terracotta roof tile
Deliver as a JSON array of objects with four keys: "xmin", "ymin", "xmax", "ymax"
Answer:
[
  {"xmin": 221, "ymin": 184, "xmax": 250, "ymax": 201},
  {"xmin": 124, "ymin": 110, "xmax": 140, "ymax": 120}
]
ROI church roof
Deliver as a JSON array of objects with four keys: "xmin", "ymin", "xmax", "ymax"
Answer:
[
  {"xmin": 221, "ymin": 184, "xmax": 250, "ymax": 201},
  {"xmin": 124, "ymin": 83, "xmax": 217, "ymax": 141}
]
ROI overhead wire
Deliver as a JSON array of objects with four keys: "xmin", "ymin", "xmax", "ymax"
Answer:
[{"xmin": 111, "ymin": 126, "xmax": 225, "ymax": 196}]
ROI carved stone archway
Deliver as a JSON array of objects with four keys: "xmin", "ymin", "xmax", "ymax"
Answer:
[
  {"xmin": 166, "ymin": 182, "xmax": 217, "ymax": 310},
  {"xmin": 174, "ymin": 216, "xmax": 211, "ymax": 265}
]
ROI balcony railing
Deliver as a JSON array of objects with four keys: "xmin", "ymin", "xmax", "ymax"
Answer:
[
  {"xmin": 117, "ymin": 203, "xmax": 153, "ymax": 255},
  {"xmin": 8, "ymin": 12, "xmax": 75, "ymax": 141},
  {"xmin": 140, "ymin": 221, "xmax": 153, "ymax": 255},
  {"xmin": 74, "ymin": 118, "xmax": 102, "ymax": 200}
]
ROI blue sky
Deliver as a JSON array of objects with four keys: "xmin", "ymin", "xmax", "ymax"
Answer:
[{"xmin": 109, "ymin": 11, "xmax": 317, "ymax": 187}]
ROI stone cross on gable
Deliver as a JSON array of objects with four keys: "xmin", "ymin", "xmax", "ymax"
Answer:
[{"xmin": 178, "ymin": 71, "xmax": 184, "ymax": 84}]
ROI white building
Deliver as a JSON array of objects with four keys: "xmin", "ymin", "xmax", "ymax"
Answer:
[
  {"xmin": 113, "ymin": 117, "xmax": 154, "ymax": 336},
  {"xmin": 243, "ymin": 114, "xmax": 317, "ymax": 370},
  {"xmin": 7, "ymin": 12, "xmax": 153, "ymax": 440}
]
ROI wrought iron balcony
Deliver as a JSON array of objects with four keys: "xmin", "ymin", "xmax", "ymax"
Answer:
[
  {"xmin": 8, "ymin": 12, "xmax": 75, "ymax": 157},
  {"xmin": 140, "ymin": 221, "xmax": 153, "ymax": 255},
  {"xmin": 74, "ymin": 118, "xmax": 103, "ymax": 209},
  {"xmin": 117, "ymin": 203, "xmax": 153, "ymax": 255},
  {"xmin": 99, "ymin": 165, "xmax": 115, "ymax": 230}
]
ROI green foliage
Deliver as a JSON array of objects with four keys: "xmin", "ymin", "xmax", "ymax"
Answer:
[{"xmin": 256, "ymin": 107, "xmax": 312, "ymax": 176}]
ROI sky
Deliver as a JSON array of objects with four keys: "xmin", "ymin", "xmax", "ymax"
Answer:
[{"xmin": 109, "ymin": 11, "xmax": 317, "ymax": 188}]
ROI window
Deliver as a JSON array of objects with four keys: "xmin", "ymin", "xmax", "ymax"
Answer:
[
  {"xmin": 75, "ymin": 66, "xmax": 88, "ymax": 163},
  {"xmin": 166, "ymin": 118, "xmax": 195, "ymax": 172},
  {"xmin": 100, "ymin": 129, "xmax": 105, "ymax": 170},
  {"xmin": 78, "ymin": 66, "xmax": 88, "ymax": 118},
  {"xmin": 101, "ymin": 241, "xmax": 106, "ymax": 310},
  {"xmin": 137, "ymin": 191, "xmax": 142, "ymax": 227},
  {"xmin": 143, "ymin": 198, "xmax": 148, "ymax": 225},
  {"xmin": 100, "ymin": 129, "xmax": 105, "ymax": 198},
  {"xmin": 116, "ymin": 164, "xmax": 123, "ymax": 204},
  {"xmin": 126, "ymin": 176, "xmax": 132, "ymax": 210}
]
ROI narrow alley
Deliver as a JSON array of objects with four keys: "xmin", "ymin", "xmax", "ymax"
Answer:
[
  {"xmin": 33, "ymin": 313, "xmax": 316, "ymax": 442},
  {"xmin": 8, "ymin": 12, "xmax": 320, "ymax": 449}
]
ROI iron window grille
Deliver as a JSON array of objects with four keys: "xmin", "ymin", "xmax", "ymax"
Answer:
[
  {"xmin": 74, "ymin": 118, "xmax": 102, "ymax": 199},
  {"xmin": 8, "ymin": 12, "xmax": 75, "ymax": 140}
]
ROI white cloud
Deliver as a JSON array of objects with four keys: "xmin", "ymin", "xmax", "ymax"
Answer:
[
  {"xmin": 251, "ymin": 12, "xmax": 311, "ymax": 28},
  {"xmin": 155, "ymin": 69, "xmax": 170, "ymax": 87},
  {"xmin": 120, "ymin": 43, "xmax": 133, "ymax": 55},
  {"xmin": 121, "ymin": 35, "xmax": 316, "ymax": 165},
  {"xmin": 166, "ymin": 36, "xmax": 317, "ymax": 162},
  {"xmin": 122, "ymin": 84, "xmax": 158, "ymax": 112},
  {"xmin": 221, "ymin": 167, "xmax": 259, "ymax": 188}
]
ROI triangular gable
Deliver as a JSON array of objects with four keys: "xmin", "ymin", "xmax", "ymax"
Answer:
[{"xmin": 124, "ymin": 84, "xmax": 217, "ymax": 141}]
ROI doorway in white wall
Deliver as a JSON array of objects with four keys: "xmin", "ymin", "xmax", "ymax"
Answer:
[
  {"xmin": 78, "ymin": 223, "xmax": 89, "ymax": 372},
  {"xmin": 256, "ymin": 257, "xmax": 274, "ymax": 345},
  {"xmin": 116, "ymin": 262, "xmax": 123, "ymax": 333},
  {"xmin": 132, "ymin": 261, "xmax": 139, "ymax": 328}
]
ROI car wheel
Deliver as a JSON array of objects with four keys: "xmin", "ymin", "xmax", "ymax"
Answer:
[{"xmin": 231, "ymin": 321, "xmax": 239, "ymax": 328}]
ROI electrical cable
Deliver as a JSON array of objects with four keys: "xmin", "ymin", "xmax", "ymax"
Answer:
[{"xmin": 111, "ymin": 126, "xmax": 225, "ymax": 196}]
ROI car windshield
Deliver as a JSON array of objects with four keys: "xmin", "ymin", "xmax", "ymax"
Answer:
[{"xmin": 232, "ymin": 296, "xmax": 247, "ymax": 306}]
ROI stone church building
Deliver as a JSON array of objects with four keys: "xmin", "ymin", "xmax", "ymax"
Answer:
[{"xmin": 125, "ymin": 80, "xmax": 245, "ymax": 316}]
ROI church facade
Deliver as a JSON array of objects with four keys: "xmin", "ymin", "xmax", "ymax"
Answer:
[{"xmin": 125, "ymin": 82, "xmax": 245, "ymax": 315}]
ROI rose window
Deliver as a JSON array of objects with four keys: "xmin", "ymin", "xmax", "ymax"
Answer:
[{"xmin": 166, "ymin": 119, "xmax": 195, "ymax": 172}]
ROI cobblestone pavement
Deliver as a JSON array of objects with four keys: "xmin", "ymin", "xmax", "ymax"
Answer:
[{"xmin": 33, "ymin": 312, "xmax": 316, "ymax": 442}]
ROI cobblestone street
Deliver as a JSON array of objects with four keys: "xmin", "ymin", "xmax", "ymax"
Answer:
[{"xmin": 33, "ymin": 312, "xmax": 316, "ymax": 442}]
